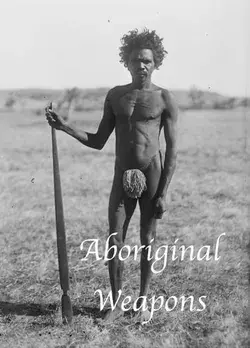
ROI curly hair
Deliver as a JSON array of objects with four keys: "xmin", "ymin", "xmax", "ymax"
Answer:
[{"xmin": 119, "ymin": 28, "xmax": 167, "ymax": 69}]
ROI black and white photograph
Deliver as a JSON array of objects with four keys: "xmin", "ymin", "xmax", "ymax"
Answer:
[{"xmin": 0, "ymin": 0, "xmax": 249, "ymax": 347}]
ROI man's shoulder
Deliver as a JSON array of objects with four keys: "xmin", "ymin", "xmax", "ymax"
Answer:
[
  {"xmin": 151, "ymin": 85, "xmax": 175, "ymax": 103},
  {"xmin": 159, "ymin": 87, "xmax": 178, "ymax": 116},
  {"xmin": 158, "ymin": 87, "xmax": 175, "ymax": 103},
  {"xmin": 106, "ymin": 84, "xmax": 130, "ymax": 99},
  {"xmin": 156, "ymin": 87, "xmax": 178, "ymax": 117}
]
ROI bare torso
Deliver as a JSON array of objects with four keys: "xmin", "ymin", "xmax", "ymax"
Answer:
[{"xmin": 110, "ymin": 84, "xmax": 165, "ymax": 171}]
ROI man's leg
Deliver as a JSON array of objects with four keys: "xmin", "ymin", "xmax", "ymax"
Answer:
[
  {"xmin": 138, "ymin": 151, "xmax": 162, "ymax": 300},
  {"xmin": 106, "ymin": 164, "xmax": 137, "ymax": 319}
]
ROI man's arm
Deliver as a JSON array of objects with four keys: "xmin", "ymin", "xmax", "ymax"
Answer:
[
  {"xmin": 156, "ymin": 90, "xmax": 178, "ymax": 199},
  {"xmin": 46, "ymin": 89, "xmax": 116, "ymax": 150}
]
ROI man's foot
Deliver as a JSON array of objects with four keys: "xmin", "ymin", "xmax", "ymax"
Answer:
[
  {"xmin": 126, "ymin": 308, "xmax": 152, "ymax": 325},
  {"xmin": 136, "ymin": 309, "xmax": 152, "ymax": 325},
  {"xmin": 103, "ymin": 306, "xmax": 124, "ymax": 323}
]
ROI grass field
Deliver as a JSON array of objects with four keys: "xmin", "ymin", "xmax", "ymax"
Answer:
[{"xmin": 0, "ymin": 107, "xmax": 249, "ymax": 348}]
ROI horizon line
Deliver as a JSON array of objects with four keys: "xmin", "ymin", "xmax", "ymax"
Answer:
[{"xmin": 0, "ymin": 86, "xmax": 248, "ymax": 99}]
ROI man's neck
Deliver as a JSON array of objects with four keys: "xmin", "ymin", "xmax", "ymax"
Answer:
[{"xmin": 131, "ymin": 78, "xmax": 152, "ymax": 90}]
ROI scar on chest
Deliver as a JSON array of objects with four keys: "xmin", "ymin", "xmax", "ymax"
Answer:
[
  {"xmin": 120, "ymin": 95, "xmax": 136, "ymax": 104},
  {"xmin": 120, "ymin": 94, "xmax": 155, "ymax": 106}
]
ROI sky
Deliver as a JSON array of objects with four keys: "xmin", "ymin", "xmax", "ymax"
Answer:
[{"xmin": 0, "ymin": 0, "xmax": 249, "ymax": 96}]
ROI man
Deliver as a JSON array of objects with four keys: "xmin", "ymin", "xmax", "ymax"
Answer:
[{"xmin": 46, "ymin": 28, "xmax": 178, "ymax": 322}]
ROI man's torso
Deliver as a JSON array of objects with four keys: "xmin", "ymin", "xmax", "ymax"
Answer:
[{"xmin": 110, "ymin": 84, "xmax": 167, "ymax": 171}]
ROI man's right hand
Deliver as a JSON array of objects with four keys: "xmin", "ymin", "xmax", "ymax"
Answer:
[{"xmin": 45, "ymin": 102, "xmax": 66, "ymax": 130}]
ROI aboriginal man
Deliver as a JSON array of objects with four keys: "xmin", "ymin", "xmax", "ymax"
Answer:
[{"xmin": 46, "ymin": 28, "xmax": 178, "ymax": 323}]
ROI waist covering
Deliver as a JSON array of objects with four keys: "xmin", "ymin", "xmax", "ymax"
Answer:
[{"xmin": 122, "ymin": 169, "xmax": 147, "ymax": 199}]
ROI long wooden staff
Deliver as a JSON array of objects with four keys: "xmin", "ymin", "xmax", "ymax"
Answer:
[{"xmin": 50, "ymin": 102, "xmax": 73, "ymax": 324}]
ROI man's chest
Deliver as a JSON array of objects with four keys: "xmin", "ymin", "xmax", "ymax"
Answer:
[{"xmin": 112, "ymin": 90, "xmax": 164, "ymax": 122}]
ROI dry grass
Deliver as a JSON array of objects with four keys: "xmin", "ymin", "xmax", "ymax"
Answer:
[{"xmin": 0, "ymin": 108, "xmax": 249, "ymax": 348}]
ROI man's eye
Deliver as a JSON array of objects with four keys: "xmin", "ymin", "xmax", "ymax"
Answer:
[{"xmin": 131, "ymin": 59, "xmax": 151, "ymax": 64}]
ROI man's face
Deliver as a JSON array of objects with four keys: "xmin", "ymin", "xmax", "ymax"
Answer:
[{"xmin": 128, "ymin": 49, "xmax": 155, "ymax": 82}]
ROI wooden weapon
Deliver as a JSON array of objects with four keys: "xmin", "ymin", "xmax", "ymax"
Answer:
[{"xmin": 50, "ymin": 102, "xmax": 73, "ymax": 324}]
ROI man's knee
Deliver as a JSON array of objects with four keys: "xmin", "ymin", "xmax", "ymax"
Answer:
[
  {"xmin": 140, "ymin": 231, "xmax": 156, "ymax": 247},
  {"xmin": 109, "ymin": 232, "xmax": 124, "ymax": 250},
  {"xmin": 107, "ymin": 233, "xmax": 125, "ymax": 264},
  {"xmin": 140, "ymin": 220, "xmax": 156, "ymax": 246}
]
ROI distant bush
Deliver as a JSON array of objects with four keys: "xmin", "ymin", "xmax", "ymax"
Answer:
[
  {"xmin": 212, "ymin": 98, "xmax": 236, "ymax": 110},
  {"xmin": 56, "ymin": 87, "xmax": 81, "ymax": 119},
  {"xmin": 188, "ymin": 86, "xmax": 205, "ymax": 109},
  {"xmin": 30, "ymin": 94, "xmax": 47, "ymax": 101},
  {"xmin": 240, "ymin": 98, "xmax": 250, "ymax": 108},
  {"xmin": 74, "ymin": 104, "xmax": 85, "ymax": 112},
  {"xmin": 5, "ymin": 96, "xmax": 16, "ymax": 109},
  {"xmin": 34, "ymin": 109, "xmax": 43, "ymax": 116},
  {"xmin": 83, "ymin": 87, "xmax": 109, "ymax": 100}
]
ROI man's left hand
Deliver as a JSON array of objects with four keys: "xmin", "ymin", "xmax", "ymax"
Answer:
[{"xmin": 154, "ymin": 196, "xmax": 166, "ymax": 219}]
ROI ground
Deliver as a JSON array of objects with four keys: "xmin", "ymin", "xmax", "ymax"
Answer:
[{"xmin": 0, "ymin": 107, "xmax": 249, "ymax": 348}]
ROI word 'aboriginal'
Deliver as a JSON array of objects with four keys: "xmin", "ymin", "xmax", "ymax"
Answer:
[{"xmin": 80, "ymin": 233, "xmax": 226, "ymax": 274}]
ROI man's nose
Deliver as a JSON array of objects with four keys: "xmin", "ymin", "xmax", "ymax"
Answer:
[{"xmin": 138, "ymin": 62, "xmax": 145, "ymax": 69}]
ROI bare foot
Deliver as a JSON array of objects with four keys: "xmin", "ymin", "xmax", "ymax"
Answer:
[
  {"xmin": 103, "ymin": 306, "xmax": 124, "ymax": 323},
  {"xmin": 131, "ymin": 308, "xmax": 152, "ymax": 325}
]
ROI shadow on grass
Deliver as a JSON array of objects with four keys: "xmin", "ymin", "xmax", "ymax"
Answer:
[
  {"xmin": 0, "ymin": 301, "xmax": 57, "ymax": 316},
  {"xmin": 73, "ymin": 305, "xmax": 107, "ymax": 321},
  {"xmin": 0, "ymin": 301, "xmax": 106, "ymax": 320}
]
